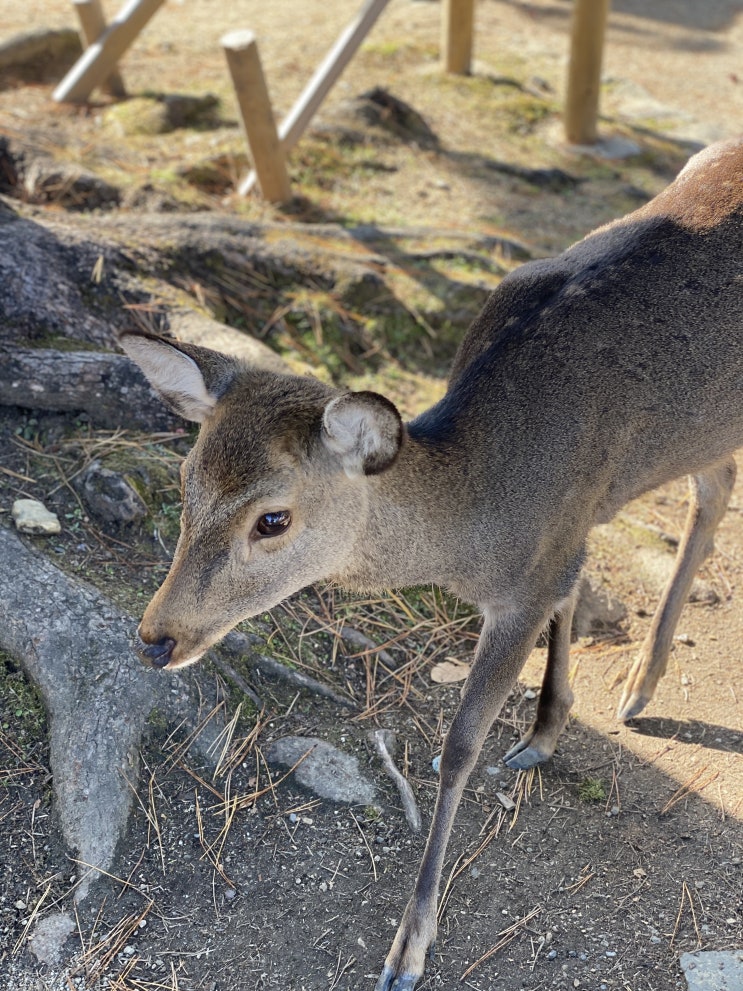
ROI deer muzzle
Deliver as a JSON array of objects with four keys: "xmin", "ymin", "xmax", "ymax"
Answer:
[{"xmin": 136, "ymin": 635, "xmax": 176, "ymax": 669}]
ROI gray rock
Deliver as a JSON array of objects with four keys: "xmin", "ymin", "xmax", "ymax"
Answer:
[
  {"xmin": 12, "ymin": 498, "xmax": 61, "ymax": 535},
  {"xmin": 688, "ymin": 581, "xmax": 719, "ymax": 605},
  {"xmin": 569, "ymin": 135, "xmax": 643, "ymax": 160},
  {"xmin": 267, "ymin": 735, "xmax": 377, "ymax": 805},
  {"xmin": 24, "ymin": 159, "xmax": 121, "ymax": 211},
  {"xmin": 76, "ymin": 460, "xmax": 147, "ymax": 525},
  {"xmin": 635, "ymin": 542, "xmax": 720, "ymax": 606},
  {"xmin": 0, "ymin": 526, "xmax": 220, "ymax": 903},
  {"xmin": 102, "ymin": 93, "xmax": 220, "ymax": 137},
  {"xmin": 573, "ymin": 576, "xmax": 627, "ymax": 637},
  {"xmin": 680, "ymin": 950, "xmax": 743, "ymax": 991},
  {"xmin": 27, "ymin": 911, "xmax": 75, "ymax": 965},
  {"xmin": 329, "ymin": 87, "xmax": 439, "ymax": 149},
  {"xmin": 0, "ymin": 28, "xmax": 81, "ymax": 77}
]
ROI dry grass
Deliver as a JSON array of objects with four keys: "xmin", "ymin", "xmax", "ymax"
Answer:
[
  {"xmin": 270, "ymin": 584, "xmax": 481, "ymax": 726},
  {"xmin": 70, "ymin": 898, "xmax": 155, "ymax": 985}
]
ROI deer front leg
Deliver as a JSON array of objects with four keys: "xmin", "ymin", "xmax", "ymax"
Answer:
[
  {"xmin": 617, "ymin": 458, "xmax": 736, "ymax": 721},
  {"xmin": 504, "ymin": 587, "xmax": 579, "ymax": 769},
  {"xmin": 375, "ymin": 605, "xmax": 552, "ymax": 991}
]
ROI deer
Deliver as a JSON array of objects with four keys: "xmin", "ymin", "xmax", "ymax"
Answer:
[{"xmin": 119, "ymin": 135, "xmax": 743, "ymax": 991}]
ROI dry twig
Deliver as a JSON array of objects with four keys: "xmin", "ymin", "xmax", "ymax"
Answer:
[{"xmin": 370, "ymin": 729, "xmax": 422, "ymax": 833}]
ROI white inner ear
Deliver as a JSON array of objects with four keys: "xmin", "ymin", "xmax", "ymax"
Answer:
[
  {"xmin": 322, "ymin": 396, "xmax": 398, "ymax": 477},
  {"xmin": 323, "ymin": 401, "xmax": 368, "ymax": 475},
  {"xmin": 120, "ymin": 337, "xmax": 217, "ymax": 422}
]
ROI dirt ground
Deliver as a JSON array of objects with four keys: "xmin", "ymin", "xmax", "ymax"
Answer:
[{"xmin": 1, "ymin": 2, "xmax": 742, "ymax": 990}]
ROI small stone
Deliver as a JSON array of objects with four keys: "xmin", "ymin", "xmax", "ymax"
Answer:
[
  {"xmin": 266, "ymin": 736, "xmax": 377, "ymax": 805},
  {"xmin": 496, "ymin": 792, "xmax": 516, "ymax": 812},
  {"xmin": 523, "ymin": 688, "xmax": 537, "ymax": 700},
  {"xmin": 12, "ymin": 499, "xmax": 61, "ymax": 535},
  {"xmin": 432, "ymin": 754, "xmax": 441, "ymax": 773},
  {"xmin": 689, "ymin": 581, "xmax": 719, "ymax": 605},
  {"xmin": 547, "ymin": 949, "xmax": 558, "ymax": 960},
  {"xmin": 225, "ymin": 888, "xmax": 236, "ymax": 900},
  {"xmin": 14, "ymin": 900, "xmax": 26, "ymax": 910},
  {"xmin": 27, "ymin": 911, "xmax": 76, "ymax": 965},
  {"xmin": 76, "ymin": 461, "xmax": 147, "ymax": 525}
]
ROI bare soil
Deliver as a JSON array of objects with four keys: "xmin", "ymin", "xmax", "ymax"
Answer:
[{"xmin": 1, "ymin": 2, "xmax": 742, "ymax": 990}]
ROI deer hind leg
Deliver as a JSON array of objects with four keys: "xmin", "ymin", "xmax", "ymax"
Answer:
[
  {"xmin": 503, "ymin": 586, "xmax": 579, "ymax": 770},
  {"xmin": 617, "ymin": 457, "xmax": 736, "ymax": 721}
]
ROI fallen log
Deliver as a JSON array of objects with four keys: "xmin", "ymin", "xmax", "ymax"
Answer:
[{"xmin": 0, "ymin": 348, "xmax": 177, "ymax": 429}]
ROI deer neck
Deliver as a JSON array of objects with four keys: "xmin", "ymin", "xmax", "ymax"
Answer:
[{"xmin": 333, "ymin": 429, "xmax": 463, "ymax": 595}]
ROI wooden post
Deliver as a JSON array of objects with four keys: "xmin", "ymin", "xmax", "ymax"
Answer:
[
  {"xmin": 222, "ymin": 31, "xmax": 292, "ymax": 204},
  {"xmin": 72, "ymin": 0, "xmax": 126, "ymax": 98},
  {"xmin": 564, "ymin": 0, "xmax": 610, "ymax": 145},
  {"xmin": 53, "ymin": 0, "xmax": 166, "ymax": 103},
  {"xmin": 441, "ymin": 0, "xmax": 475, "ymax": 75}
]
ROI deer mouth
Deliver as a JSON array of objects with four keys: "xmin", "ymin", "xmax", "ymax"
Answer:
[{"xmin": 136, "ymin": 635, "xmax": 176, "ymax": 668}]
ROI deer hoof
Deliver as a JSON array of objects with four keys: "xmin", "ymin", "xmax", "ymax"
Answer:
[
  {"xmin": 616, "ymin": 690, "xmax": 650, "ymax": 722},
  {"xmin": 503, "ymin": 741, "xmax": 551, "ymax": 769},
  {"xmin": 374, "ymin": 966, "xmax": 420, "ymax": 991}
]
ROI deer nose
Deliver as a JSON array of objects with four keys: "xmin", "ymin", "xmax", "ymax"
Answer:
[{"xmin": 137, "ymin": 636, "xmax": 176, "ymax": 669}]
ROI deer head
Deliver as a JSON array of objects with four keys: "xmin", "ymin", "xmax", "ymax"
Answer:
[{"xmin": 119, "ymin": 332, "xmax": 403, "ymax": 668}]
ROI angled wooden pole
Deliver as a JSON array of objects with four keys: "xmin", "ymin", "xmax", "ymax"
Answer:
[
  {"xmin": 278, "ymin": 0, "xmax": 390, "ymax": 153},
  {"xmin": 222, "ymin": 31, "xmax": 292, "ymax": 204},
  {"xmin": 54, "ymin": 0, "xmax": 166, "ymax": 103},
  {"xmin": 72, "ymin": 0, "xmax": 126, "ymax": 98},
  {"xmin": 564, "ymin": 0, "xmax": 610, "ymax": 145},
  {"xmin": 441, "ymin": 0, "xmax": 475, "ymax": 74},
  {"xmin": 239, "ymin": 0, "xmax": 390, "ymax": 195}
]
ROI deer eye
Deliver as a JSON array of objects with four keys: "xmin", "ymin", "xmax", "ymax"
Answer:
[{"xmin": 255, "ymin": 511, "xmax": 292, "ymax": 537}]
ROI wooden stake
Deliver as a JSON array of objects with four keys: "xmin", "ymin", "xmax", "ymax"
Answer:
[
  {"xmin": 222, "ymin": 31, "xmax": 292, "ymax": 204},
  {"xmin": 54, "ymin": 0, "xmax": 166, "ymax": 103},
  {"xmin": 441, "ymin": 0, "xmax": 475, "ymax": 75},
  {"xmin": 72, "ymin": 0, "xmax": 126, "ymax": 98},
  {"xmin": 239, "ymin": 0, "xmax": 390, "ymax": 196},
  {"xmin": 564, "ymin": 0, "xmax": 610, "ymax": 145}
]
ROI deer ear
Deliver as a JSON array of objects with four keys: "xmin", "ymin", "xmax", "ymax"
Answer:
[
  {"xmin": 322, "ymin": 391, "xmax": 403, "ymax": 477},
  {"xmin": 119, "ymin": 332, "xmax": 237, "ymax": 423}
]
